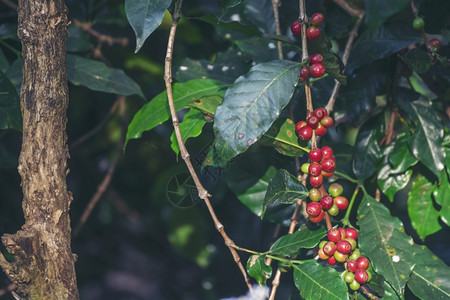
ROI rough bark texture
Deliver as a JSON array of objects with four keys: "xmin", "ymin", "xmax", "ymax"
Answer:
[{"xmin": 0, "ymin": 0, "xmax": 79, "ymax": 299}]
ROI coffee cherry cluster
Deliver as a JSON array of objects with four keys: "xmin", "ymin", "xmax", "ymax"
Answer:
[
  {"xmin": 301, "ymin": 147, "xmax": 337, "ymax": 186},
  {"xmin": 290, "ymin": 13, "xmax": 324, "ymax": 40},
  {"xmin": 295, "ymin": 107, "xmax": 334, "ymax": 140},
  {"xmin": 306, "ymin": 183, "xmax": 348, "ymax": 221},
  {"xmin": 318, "ymin": 227, "xmax": 372, "ymax": 291},
  {"xmin": 298, "ymin": 53, "xmax": 326, "ymax": 81}
]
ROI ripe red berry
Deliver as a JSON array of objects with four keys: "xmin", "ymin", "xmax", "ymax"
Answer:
[
  {"xmin": 310, "ymin": 63, "xmax": 326, "ymax": 77},
  {"xmin": 345, "ymin": 228, "xmax": 358, "ymax": 240},
  {"xmin": 308, "ymin": 162, "xmax": 322, "ymax": 176},
  {"xmin": 334, "ymin": 195, "xmax": 349, "ymax": 210},
  {"xmin": 346, "ymin": 260, "xmax": 358, "ymax": 273},
  {"xmin": 313, "ymin": 107, "xmax": 327, "ymax": 119},
  {"xmin": 291, "ymin": 20, "xmax": 302, "ymax": 36},
  {"xmin": 429, "ymin": 38, "xmax": 441, "ymax": 52},
  {"xmin": 320, "ymin": 195, "xmax": 334, "ymax": 210},
  {"xmin": 337, "ymin": 227, "xmax": 347, "ymax": 240},
  {"xmin": 320, "ymin": 115, "xmax": 334, "ymax": 127},
  {"xmin": 321, "ymin": 157, "xmax": 336, "ymax": 172},
  {"xmin": 356, "ymin": 256, "xmax": 370, "ymax": 270},
  {"xmin": 309, "ymin": 209, "xmax": 325, "ymax": 223},
  {"xmin": 323, "ymin": 241, "xmax": 337, "ymax": 256},
  {"xmin": 298, "ymin": 125, "xmax": 313, "ymax": 140},
  {"xmin": 309, "ymin": 149, "xmax": 323, "ymax": 162},
  {"xmin": 315, "ymin": 123, "xmax": 327, "ymax": 136},
  {"xmin": 309, "ymin": 174, "xmax": 323, "ymax": 187},
  {"xmin": 310, "ymin": 13, "xmax": 324, "ymax": 26},
  {"xmin": 306, "ymin": 26, "xmax": 321, "ymax": 40},
  {"xmin": 299, "ymin": 67, "xmax": 309, "ymax": 82},
  {"xmin": 321, "ymin": 146, "xmax": 333, "ymax": 159},
  {"xmin": 322, "ymin": 170, "xmax": 334, "ymax": 177},
  {"xmin": 354, "ymin": 269, "xmax": 369, "ymax": 284},
  {"xmin": 306, "ymin": 202, "xmax": 322, "ymax": 217},
  {"xmin": 328, "ymin": 183, "xmax": 343, "ymax": 197},
  {"xmin": 309, "ymin": 188, "xmax": 321, "ymax": 202},
  {"xmin": 334, "ymin": 251, "xmax": 348, "ymax": 263},
  {"xmin": 327, "ymin": 228, "xmax": 341, "ymax": 243},
  {"xmin": 310, "ymin": 54, "xmax": 324, "ymax": 65},
  {"xmin": 336, "ymin": 240, "xmax": 352, "ymax": 254},
  {"xmin": 307, "ymin": 115, "xmax": 320, "ymax": 128},
  {"xmin": 327, "ymin": 256, "xmax": 337, "ymax": 265},
  {"xmin": 295, "ymin": 120, "xmax": 307, "ymax": 132}
]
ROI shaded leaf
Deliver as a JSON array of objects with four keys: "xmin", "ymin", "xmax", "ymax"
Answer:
[
  {"xmin": 389, "ymin": 130, "xmax": 418, "ymax": 173},
  {"xmin": 269, "ymin": 226, "xmax": 326, "ymax": 256},
  {"xmin": 365, "ymin": 0, "xmax": 410, "ymax": 30},
  {"xmin": 260, "ymin": 118, "xmax": 308, "ymax": 157},
  {"xmin": 235, "ymin": 37, "xmax": 279, "ymax": 63},
  {"xmin": 126, "ymin": 79, "xmax": 227, "ymax": 147},
  {"xmin": 5, "ymin": 58, "xmax": 22, "ymax": 95},
  {"xmin": 433, "ymin": 168, "xmax": 450, "ymax": 225},
  {"xmin": 408, "ymin": 244, "xmax": 450, "ymax": 300},
  {"xmin": 246, "ymin": 255, "xmax": 272, "ymax": 285},
  {"xmin": 263, "ymin": 169, "xmax": 308, "ymax": 215},
  {"xmin": 293, "ymin": 260, "xmax": 349, "ymax": 300},
  {"xmin": 214, "ymin": 60, "xmax": 301, "ymax": 161},
  {"xmin": 408, "ymin": 175, "xmax": 442, "ymax": 240},
  {"xmin": 357, "ymin": 194, "xmax": 415, "ymax": 297},
  {"xmin": 0, "ymin": 48, "xmax": 8, "ymax": 73},
  {"xmin": 67, "ymin": 54, "xmax": 144, "ymax": 98},
  {"xmin": 196, "ymin": 15, "xmax": 261, "ymax": 36},
  {"xmin": 400, "ymin": 48, "xmax": 432, "ymax": 74},
  {"xmin": 244, "ymin": 0, "xmax": 275, "ymax": 34},
  {"xmin": 0, "ymin": 70, "xmax": 21, "ymax": 131},
  {"xmin": 378, "ymin": 167, "xmax": 412, "ymax": 202},
  {"xmin": 125, "ymin": 0, "xmax": 172, "ymax": 53},
  {"xmin": 170, "ymin": 109, "xmax": 209, "ymax": 156},
  {"xmin": 187, "ymin": 95, "xmax": 223, "ymax": 116},
  {"xmin": 67, "ymin": 23, "xmax": 91, "ymax": 53}
]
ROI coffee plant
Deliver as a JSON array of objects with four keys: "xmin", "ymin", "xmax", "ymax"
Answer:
[{"xmin": 0, "ymin": 0, "xmax": 449, "ymax": 299}]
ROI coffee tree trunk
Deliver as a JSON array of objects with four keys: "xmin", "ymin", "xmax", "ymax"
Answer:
[{"xmin": 0, "ymin": 0, "xmax": 79, "ymax": 298}]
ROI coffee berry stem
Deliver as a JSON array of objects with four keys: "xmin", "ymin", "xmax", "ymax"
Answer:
[{"xmin": 341, "ymin": 185, "xmax": 360, "ymax": 227}]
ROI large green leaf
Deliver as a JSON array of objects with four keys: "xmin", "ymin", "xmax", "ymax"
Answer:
[
  {"xmin": 434, "ymin": 167, "xmax": 450, "ymax": 225},
  {"xmin": 407, "ymin": 245, "xmax": 450, "ymax": 300},
  {"xmin": 389, "ymin": 130, "xmax": 418, "ymax": 173},
  {"xmin": 400, "ymin": 48, "xmax": 432, "ymax": 74},
  {"xmin": 0, "ymin": 70, "xmax": 21, "ymax": 131},
  {"xmin": 214, "ymin": 60, "xmax": 301, "ymax": 161},
  {"xmin": 197, "ymin": 15, "xmax": 261, "ymax": 36},
  {"xmin": 378, "ymin": 167, "xmax": 412, "ymax": 202},
  {"xmin": 357, "ymin": 194, "xmax": 415, "ymax": 298},
  {"xmin": 269, "ymin": 226, "xmax": 326, "ymax": 256},
  {"xmin": 170, "ymin": 109, "xmax": 209, "ymax": 157},
  {"xmin": 125, "ymin": 0, "xmax": 171, "ymax": 53},
  {"xmin": 397, "ymin": 95, "xmax": 445, "ymax": 178},
  {"xmin": 293, "ymin": 260, "xmax": 349, "ymax": 300},
  {"xmin": 226, "ymin": 153, "xmax": 277, "ymax": 217},
  {"xmin": 408, "ymin": 175, "xmax": 442, "ymax": 240},
  {"xmin": 126, "ymin": 79, "xmax": 227, "ymax": 147},
  {"xmin": 348, "ymin": 23, "xmax": 421, "ymax": 72},
  {"xmin": 263, "ymin": 169, "xmax": 308, "ymax": 215},
  {"xmin": 186, "ymin": 95, "xmax": 223, "ymax": 116},
  {"xmin": 246, "ymin": 255, "xmax": 272, "ymax": 285},
  {"xmin": 67, "ymin": 54, "xmax": 144, "ymax": 99},
  {"xmin": 365, "ymin": 0, "xmax": 410, "ymax": 30},
  {"xmin": 260, "ymin": 118, "xmax": 309, "ymax": 157},
  {"xmin": 352, "ymin": 114, "xmax": 383, "ymax": 184}
]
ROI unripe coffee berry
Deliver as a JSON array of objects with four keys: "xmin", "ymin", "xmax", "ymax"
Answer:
[
  {"xmin": 310, "ymin": 54, "xmax": 324, "ymax": 65},
  {"xmin": 318, "ymin": 248, "xmax": 329, "ymax": 260},
  {"xmin": 413, "ymin": 17, "xmax": 425, "ymax": 30},
  {"xmin": 349, "ymin": 279, "xmax": 360, "ymax": 291},
  {"xmin": 291, "ymin": 20, "xmax": 302, "ymax": 36},
  {"xmin": 334, "ymin": 251, "xmax": 348, "ymax": 263},
  {"xmin": 344, "ymin": 271, "xmax": 355, "ymax": 283},
  {"xmin": 337, "ymin": 227, "xmax": 347, "ymax": 240},
  {"xmin": 320, "ymin": 115, "xmax": 334, "ymax": 127},
  {"xmin": 349, "ymin": 249, "xmax": 361, "ymax": 261},
  {"xmin": 319, "ymin": 240, "xmax": 327, "ymax": 249},
  {"xmin": 309, "ymin": 188, "xmax": 321, "ymax": 202},
  {"xmin": 327, "ymin": 204, "xmax": 339, "ymax": 216},
  {"xmin": 307, "ymin": 202, "xmax": 322, "ymax": 217},
  {"xmin": 344, "ymin": 238, "xmax": 357, "ymax": 250},
  {"xmin": 310, "ymin": 63, "xmax": 326, "ymax": 77},
  {"xmin": 322, "ymin": 170, "xmax": 334, "ymax": 177},
  {"xmin": 306, "ymin": 26, "xmax": 321, "ymax": 40},
  {"xmin": 310, "ymin": 13, "xmax": 324, "ymax": 26},
  {"xmin": 328, "ymin": 183, "xmax": 343, "ymax": 197}
]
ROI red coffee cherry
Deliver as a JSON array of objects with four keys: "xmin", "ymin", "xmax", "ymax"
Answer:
[
  {"xmin": 310, "ymin": 63, "xmax": 326, "ymax": 77},
  {"xmin": 313, "ymin": 107, "xmax": 327, "ymax": 119},
  {"xmin": 337, "ymin": 227, "xmax": 347, "ymax": 240},
  {"xmin": 309, "ymin": 174, "xmax": 324, "ymax": 187},
  {"xmin": 334, "ymin": 196, "xmax": 349, "ymax": 210},
  {"xmin": 309, "ymin": 148, "xmax": 323, "ymax": 162},
  {"xmin": 306, "ymin": 202, "xmax": 322, "ymax": 217},
  {"xmin": 321, "ymin": 157, "xmax": 336, "ymax": 172},
  {"xmin": 346, "ymin": 259, "xmax": 358, "ymax": 273},
  {"xmin": 336, "ymin": 240, "xmax": 353, "ymax": 254},
  {"xmin": 310, "ymin": 54, "xmax": 324, "ymax": 65},
  {"xmin": 321, "ymin": 146, "xmax": 333, "ymax": 158},
  {"xmin": 327, "ymin": 228, "xmax": 341, "ymax": 242},
  {"xmin": 315, "ymin": 123, "xmax": 327, "ymax": 136},
  {"xmin": 291, "ymin": 20, "xmax": 302, "ymax": 36},
  {"xmin": 307, "ymin": 115, "xmax": 320, "ymax": 128},
  {"xmin": 320, "ymin": 115, "xmax": 334, "ymax": 127},
  {"xmin": 320, "ymin": 195, "xmax": 334, "ymax": 210},
  {"xmin": 308, "ymin": 162, "xmax": 322, "ymax": 176},
  {"xmin": 429, "ymin": 38, "xmax": 441, "ymax": 52},
  {"xmin": 323, "ymin": 241, "xmax": 337, "ymax": 256},
  {"xmin": 298, "ymin": 125, "xmax": 313, "ymax": 140},
  {"xmin": 354, "ymin": 269, "xmax": 369, "ymax": 284},
  {"xmin": 295, "ymin": 120, "xmax": 307, "ymax": 132},
  {"xmin": 306, "ymin": 26, "xmax": 321, "ymax": 40},
  {"xmin": 299, "ymin": 67, "xmax": 309, "ymax": 82},
  {"xmin": 310, "ymin": 13, "xmax": 324, "ymax": 26},
  {"xmin": 345, "ymin": 228, "xmax": 358, "ymax": 240},
  {"xmin": 327, "ymin": 256, "xmax": 337, "ymax": 265},
  {"xmin": 309, "ymin": 209, "xmax": 325, "ymax": 223},
  {"xmin": 322, "ymin": 170, "xmax": 334, "ymax": 177},
  {"xmin": 356, "ymin": 256, "xmax": 370, "ymax": 270}
]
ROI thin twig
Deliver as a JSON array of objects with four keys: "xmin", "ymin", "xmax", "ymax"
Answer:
[
  {"xmin": 73, "ymin": 97, "xmax": 126, "ymax": 237},
  {"xmin": 325, "ymin": 11, "xmax": 365, "ymax": 113},
  {"xmin": 70, "ymin": 98, "xmax": 121, "ymax": 148},
  {"xmin": 331, "ymin": 0, "xmax": 364, "ymax": 17},
  {"xmin": 361, "ymin": 285, "xmax": 379, "ymax": 300},
  {"xmin": 271, "ymin": 0, "xmax": 284, "ymax": 60},
  {"xmin": 0, "ymin": 283, "xmax": 16, "ymax": 297},
  {"xmin": 0, "ymin": 0, "xmax": 17, "ymax": 10},
  {"xmin": 380, "ymin": 110, "xmax": 396, "ymax": 146},
  {"xmin": 410, "ymin": 1, "xmax": 430, "ymax": 52},
  {"xmin": 163, "ymin": 0, "xmax": 252, "ymax": 291},
  {"xmin": 72, "ymin": 19, "xmax": 128, "ymax": 47}
]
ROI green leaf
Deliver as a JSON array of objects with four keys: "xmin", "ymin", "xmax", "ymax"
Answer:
[
  {"xmin": 0, "ymin": 48, "xmax": 8, "ymax": 73},
  {"xmin": 186, "ymin": 95, "xmax": 223, "ymax": 116},
  {"xmin": 260, "ymin": 118, "xmax": 308, "ymax": 157},
  {"xmin": 357, "ymin": 194, "xmax": 415, "ymax": 298},
  {"xmin": 269, "ymin": 226, "xmax": 326, "ymax": 256},
  {"xmin": 263, "ymin": 169, "xmax": 308, "ymax": 215},
  {"xmin": 433, "ymin": 168, "xmax": 450, "ymax": 225},
  {"xmin": 293, "ymin": 260, "xmax": 349, "ymax": 300},
  {"xmin": 246, "ymin": 255, "xmax": 272, "ymax": 285},
  {"xmin": 348, "ymin": 23, "xmax": 421, "ymax": 72},
  {"xmin": 170, "ymin": 109, "xmax": 209, "ymax": 156},
  {"xmin": 196, "ymin": 15, "xmax": 261, "ymax": 36},
  {"xmin": 365, "ymin": 0, "xmax": 410, "ymax": 30},
  {"xmin": 126, "ymin": 79, "xmax": 228, "ymax": 147},
  {"xmin": 378, "ymin": 167, "xmax": 412, "ymax": 202},
  {"xmin": 408, "ymin": 175, "xmax": 442, "ymax": 240},
  {"xmin": 226, "ymin": 154, "xmax": 277, "ymax": 217},
  {"xmin": 244, "ymin": 0, "xmax": 275, "ymax": 34},
  {"xmin": 400, "ymin": 48, "xmax": 432, "ymax": 73},
  {"xmin": 214, "ymin": 60, "xmax": 301, "ymax": 161},
  {"xmin": 235, "ymin": 37, "xmax": 279, "ymax": 63},
  {"xmin": 125, "ymin": 0, "xmax": 171, "ymax": 53},
  {"xmin": 408, "ymin": 245, "xmax": 450, "ymax": 300},
  {"xmin": 389, "ymin": 130, "xmax": 418, "ymax": 173},
  {"xmin": 397, "ymin": 95, "xmax": 445, "ymax": 178},
  {"xmin": 67, "ymin": 54, "xmax": 144, "ymax": 99},
  {"xmin": 352, "ymin": 114, "xmax": 383, "ymax": 184},
  {"xmin": 67, "ymin": 23, "xmax": 91, "ymax": 53},
  {"xmin": 0, "ymin": 70, "xmax": 21, "ymax": 131}
]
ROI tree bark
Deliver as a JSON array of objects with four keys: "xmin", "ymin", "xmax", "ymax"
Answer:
[{"xmin": 0, "ymin": 0, "xmax": 79, "ymax": 299}]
